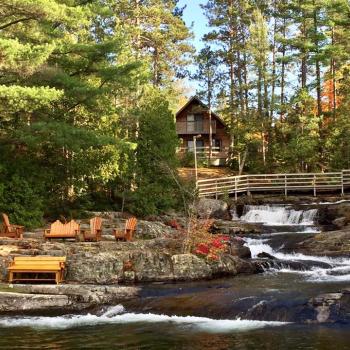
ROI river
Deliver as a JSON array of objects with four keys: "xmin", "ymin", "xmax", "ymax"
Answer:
[{"xmin": 0, "ymin": 204, "xmax": 349, "ymax": 349}]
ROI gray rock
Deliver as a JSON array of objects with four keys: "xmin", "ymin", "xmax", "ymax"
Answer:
[
  {"xmin": 0, "ymin": 284, "xmax": 140, "ymax": 314},
  {"xmin": 132, "ymin": 251, "xmax": 174, "ymax": 282},
  {"xmin": 195, "ymin": 199, "xmax": 231, "ymax": 220},
  {"xmin": 209, "ymin": 255, "xmax": 257, "ymax": 276},
  {"xmin": 136, "ymin": 221, "xmax": 176, "ymax": 239},
  {"xmin": 0, "ymin": 292, "xmax": 70, "ymax": 312},
  {"xmin": 229, "ymin": 243, "xmax": 251, "ymax": 259},
  {"xmin": 13, "ymin": 284, "xmax": 139, "ymax": 304},
  {"xmin": 172, "ymin": 254, "xmax": 212, "ymax": 280},
  {"xmin": 332, "ymin": 217, "xmax": 348, "ymax": 229}
]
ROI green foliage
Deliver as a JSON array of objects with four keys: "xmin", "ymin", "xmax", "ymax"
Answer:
[
  {"xmin": 126, "ymin": 90, "xmax": 180, "ymax": 216},
  {"xmin": 0, "ymin": 0, "xmax": 189, "ymax": 226},
  {"xmin": 0, "ymin": 175, "xmax": 44, "ymax": 229},
  {"xmin": 200, "ymin": 0, "xmax": 350, "ymax": 173},
  {"xmin": 0, "ymin": 85, "xmax": 63, "ymax": 115},
  {"xmin": 179, "ymin": 151, "xmax": 195, "ymax": 167}
]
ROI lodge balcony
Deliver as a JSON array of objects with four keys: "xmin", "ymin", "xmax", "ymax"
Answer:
[{"xmin": 176, "ymin": 120, "xmax": 217, "ymax": 135}]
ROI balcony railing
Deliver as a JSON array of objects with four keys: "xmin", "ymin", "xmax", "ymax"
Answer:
[
  {"xmin": 178, "ymin": 146, "xmax": 229, "ymax": 159},
  {"xmin": 176, "ymin": 120, "xmax": 216, "ymax": 134}
]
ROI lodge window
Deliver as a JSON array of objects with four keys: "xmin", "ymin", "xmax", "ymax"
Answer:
[
  {"xmin": 212, "ymin": 139, "xmax": 221, "ymax": 151},
  {"xmin": 187, "ymin": 139, "xmax": 204, "ymax": 152},
  {"xmin": 187, "ymin": 114, "xmax": 203, "ymax": 133}
]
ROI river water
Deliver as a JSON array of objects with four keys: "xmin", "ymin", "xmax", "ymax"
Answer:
[{"xmin": 0, "ymin": 205, "xmax": 349, "ymax": 349}]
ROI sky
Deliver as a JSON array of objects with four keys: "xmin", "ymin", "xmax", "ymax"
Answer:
[
  {"xmin": 177, "ymin": 0, "xmax": 209, "ymax": 95},
  {"xmin": 177, "ymin": 0, "xmax": 208, "ymax": 51}
]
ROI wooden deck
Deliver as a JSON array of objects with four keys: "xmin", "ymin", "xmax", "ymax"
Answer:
[{"xmin": 197, "ymin": 170, "xmax": 350, "ymax": 198}]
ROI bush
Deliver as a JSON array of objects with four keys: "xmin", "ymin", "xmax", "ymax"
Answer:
[
  {"xmin": 0, "ymin": 175, "xmax": 44, "ymax": 229},
  {"xmin": 179, "ymin": 151, "xmax": 195, "ymax": 167}
]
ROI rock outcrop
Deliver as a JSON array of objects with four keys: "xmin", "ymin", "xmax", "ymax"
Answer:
[
  {"xmin": 194, "ymin": 198, "xmax": 231, "ymax": 220},
  {"xmin": 296, "ymin": 229, "xmax": 350, "ymax": 257},
  {"xmin": 0, "ymin": 237, "xmax": 258, "ymax": 285},
  {"xmin": 0, "ymin": 284, "xmax": 139, "ymax": 313}
]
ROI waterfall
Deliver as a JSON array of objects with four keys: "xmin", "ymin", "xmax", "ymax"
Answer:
[
  {"xmin": 240, "ymin": 205, "xmax": 318, "ymax": 226},
  {"xmin": 244, "ymin": 236, "xmax": 350, "ymax": 282}
]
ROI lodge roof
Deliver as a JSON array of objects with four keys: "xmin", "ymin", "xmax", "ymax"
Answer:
[{"xmin": 176, "ymin": 96, "xmax": 227, "ymax": 127}]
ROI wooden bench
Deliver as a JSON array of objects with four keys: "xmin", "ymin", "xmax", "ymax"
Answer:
[
  {"xmin": 8, "ymin": 256, "xmax": 66, "ymax": 284},
  {"xmin": 44, "ymin": 220, "xmax": 80, "ymax": 241},
  {"xmin": 113, "ymin": 217, "xmax": 137, "ymax": 241},
  {"xmin": 0, "ymin": 213, "xmax": 24, "ymax": 239},
  {"xmin": 81, "ymin": 217, "xmax": 102, "ymax": 242}
]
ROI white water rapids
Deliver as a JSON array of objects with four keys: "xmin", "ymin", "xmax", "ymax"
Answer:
[
  {"xmin": 240, "ymin": 205, "xmax": 318, "ymax": 226},
  {"xmin": 0, "ymin": 304, "xmax": 287, "ymax": 332},
  {"xmin": 241, "ymin": 205, "xmax": 350, "ymax": 282}
]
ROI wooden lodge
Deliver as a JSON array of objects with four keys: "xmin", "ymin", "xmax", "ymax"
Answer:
[{"xmin": 176, "ymin": 96, "xmax": 230, "ymax": 166}]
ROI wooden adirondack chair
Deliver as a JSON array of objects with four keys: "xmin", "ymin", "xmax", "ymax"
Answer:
[
  {"xmin": 44, "ymin": 220, "xmax": 80, "ymax": 241},
  {"xmin": 0, "ymin": 213, "xmax": 24, "ymax": 239},
  {"xmin": 114, "ymin": 217, "xmax": 137, "ymax": 241},
  {"xmin": 81, "ymin": 217, "xmax": 102, "ymax": 242}
]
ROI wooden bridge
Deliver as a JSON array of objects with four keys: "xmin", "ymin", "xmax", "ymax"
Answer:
[{"xmin": 197, "ymin": 170, "xmax": 350, "ymax": 199}]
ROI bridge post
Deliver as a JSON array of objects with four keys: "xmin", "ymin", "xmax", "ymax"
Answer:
[
  {"xmin": 341, "ymin": 170, "xmax": 344, "ymax": 196},
  {"xmin": 235, "ymin": 177, "xmax": 237, "ymax": 201},
  {"xmin": 313, "ymin": 175, "xmax": 317, "ymax": 197},
  {"xmin": 284, "ymin": 175, "xmax": 287, "ymax": 197}
]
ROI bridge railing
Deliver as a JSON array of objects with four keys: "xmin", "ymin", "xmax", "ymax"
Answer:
[{"xmin": 197, "ymin": 170, "xmax": 350, "ymax": 198}]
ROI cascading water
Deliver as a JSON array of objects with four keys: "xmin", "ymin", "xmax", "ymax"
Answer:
[
  {"xmin": 245, "ymin": 235, "xmax": 350, "ymax": 282},
  {"xmin": 240, "ymin": 205, "xmax": 318, "ymax": 226},
  {"xmin": 241, "ymin": 204, "xmax": 350, "ymax": 282}
]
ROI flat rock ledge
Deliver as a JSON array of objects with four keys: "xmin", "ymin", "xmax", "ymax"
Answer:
[
  {"xmin": 0, "ymin": 284, "xmax": 139, "ymax": 314},
  {"xmin": 0, "ymin": 238, "xmax": 258, "ymax": 284}
]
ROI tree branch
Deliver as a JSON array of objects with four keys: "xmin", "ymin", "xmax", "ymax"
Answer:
[{"xmin": 0, "ymin": 17, "xmax": 34, "ymax": 30}]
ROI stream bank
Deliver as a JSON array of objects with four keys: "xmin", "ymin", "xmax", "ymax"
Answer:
[{"xmin": 0, "ymin": 198, "xmax": 349, "ymax": 319}]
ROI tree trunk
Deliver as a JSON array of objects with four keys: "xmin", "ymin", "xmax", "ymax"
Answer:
[{"xmin": 280, "ymin": 15, "xmax": 286, "ymax": 121}]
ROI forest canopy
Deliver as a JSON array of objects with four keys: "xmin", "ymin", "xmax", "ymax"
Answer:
[
  {"xmin": 0, "ymin": 0, "xmax": 192, "ymax": 226},
  {"xmin": 1, "ymin": 0, "xmax": 350, "ymax": 227}
]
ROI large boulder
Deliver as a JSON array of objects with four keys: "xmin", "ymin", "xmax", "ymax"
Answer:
[
  {"xmin": 132, "ymin": 251, "xmax": 174, "ymax": 282},
  {"xmin": 172, "ymin": 254, "xmax": 212, "ymax": 280},
  {"xmin": 209, "ymin": 254, "xmax": 257, "ymax": 276},
  {"xmin": 195, "ymin": 198, "xmax": 231, "ymax": 220},
  {"xmin": 136, "ymin": 221, "xmax": 176, "ymax": 239},
  {"xmin": 332, "ymin": 217, "xmax": 348, "ymax": 229},
  {"xmin": 228, "ymin": 242, "xmax": 252, "ymax": 259}
]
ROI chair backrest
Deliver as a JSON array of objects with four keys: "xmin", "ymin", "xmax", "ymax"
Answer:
[
  {"xmin": 90, "ymin": 217, "xmax": 102, "ymax": 235},
  {"xmin": 2, "ymin": 213, "xmax": 10, "ymax": 230},
  {"xmin": 49, "ymin": 220, "xmax": 79, "ymax": 235},
  {"xmin": 125, "ymin": 217, "xmax": 137, "ymax": 232},
  {"xmin": 67, "ymin": 220, "xmax": 80, "ymax": 234},
  {"xmin": 50, "ymin": 220, "xmax": 66, "ymax": 235}
]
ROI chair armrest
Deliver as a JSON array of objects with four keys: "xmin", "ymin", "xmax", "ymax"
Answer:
[{"xmin": 13, "ymin": 224, "xmax": 24, "ymax": 228}]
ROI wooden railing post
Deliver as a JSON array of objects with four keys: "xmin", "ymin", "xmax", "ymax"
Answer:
[
  {"xmin": 341, "ymin": 170, "xmax": 344, "ymax": 196},
  {"xmin": 235, "ymin": 176, "xmax": 238, "ymax": 201},
  {"xmin": 313, "ymin": 174, "xmax": 317, "ymax": 197},
  {"xmin": 284, "ymin": 175, "xmax": 287, "ymax": 197}
]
